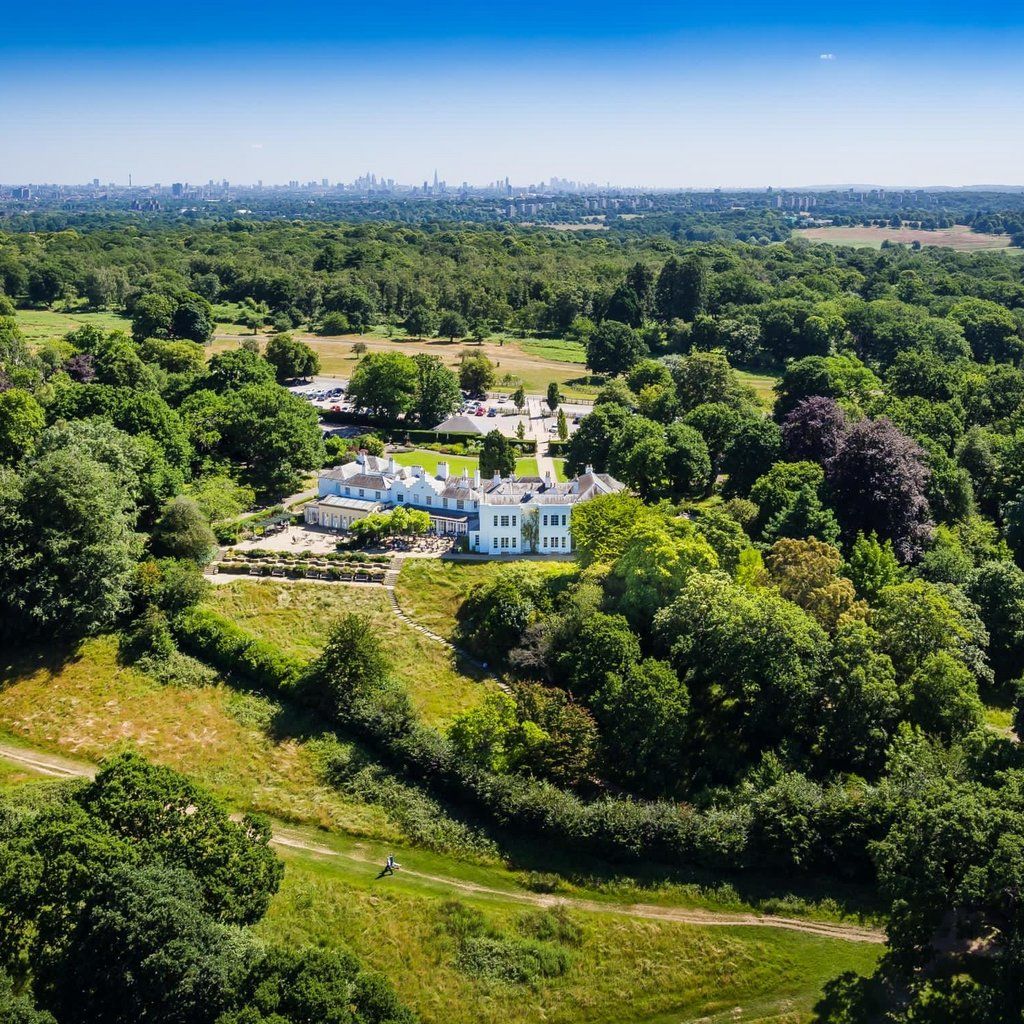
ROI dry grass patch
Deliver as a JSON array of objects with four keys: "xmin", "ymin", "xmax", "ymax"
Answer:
[
  {"xmin": 0, "ymin": 636, "xmax": 396, "ymax": 838},
  {"xmin": 798, "ymin": 224, "xmax": 1014, "ymax": 251},
  {"xmin": 203, "ymin": 580, "xmax": 495, "ymax": 723}
]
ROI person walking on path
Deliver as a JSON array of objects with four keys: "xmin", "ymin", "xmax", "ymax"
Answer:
[{"xmin": 377, "ymin": 854, "xmax": 398, "ymax": 878}]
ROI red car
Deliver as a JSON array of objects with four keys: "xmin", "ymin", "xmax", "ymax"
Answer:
[{"xmin": 475, "ymin": 406, "xmax": 486, "ymax": 415}]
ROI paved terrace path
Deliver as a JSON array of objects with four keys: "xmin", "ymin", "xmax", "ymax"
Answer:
[{"xmin": 0, "ymin": 740, "xmax": 883, "ymax": 945}]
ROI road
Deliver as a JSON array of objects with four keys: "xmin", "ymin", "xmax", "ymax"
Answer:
[{"xmin": 0, "ymin": 740, "xmax": 883, "ymax": 945}]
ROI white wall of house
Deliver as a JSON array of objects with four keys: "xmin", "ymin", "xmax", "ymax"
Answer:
[{"xmin": 472, "ymin": 500, "xmax": 573, "ymax": 554}]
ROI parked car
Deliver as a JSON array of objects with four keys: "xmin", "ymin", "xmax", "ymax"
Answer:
[
  {"xmin": 475, "ymin": 406, "xmax": 486, "ymax": 416},
  {"xmin": 330, "ymin": 404, "xmax": 342, "ymax": 412},
  {"xmin": 487, "ymin": 407, "xmax": 497, "ymax": 417}
]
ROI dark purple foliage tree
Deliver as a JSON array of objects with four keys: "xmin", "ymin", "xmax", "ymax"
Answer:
[
  {"xmin": 826, "ymin": 416, "xmax": 933, "ymax": 562},
  {"xmin": 782, "ymin": 396, "xmax": 848, "ymax": 465},
  {"xmin": 64, "ymin": 353, "xmax": 97, "ymax": 383}
]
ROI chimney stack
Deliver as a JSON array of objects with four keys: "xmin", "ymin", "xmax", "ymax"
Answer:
[
  {"xmin": 584, "ymin": 464, "xmax": 594, "ymax": 475},
  {"xmin": 472, "ymin": 469, "xmax": 481, "ymax": 489},
  {"xmin": 387, "ymin": 456, "xmax": 396, "ymax": 474},
  {"xmin": 437, "ymin": 461, "xmax": 450, "ymax": 481},
  {"xmin": 492, "ymin": 471, "xmax": 501, "ymax": 485}
]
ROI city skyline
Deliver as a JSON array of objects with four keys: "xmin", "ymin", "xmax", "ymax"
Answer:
[{"xmin": 3, "ymin": 0, "xmax": 1024, "ymax": 187}]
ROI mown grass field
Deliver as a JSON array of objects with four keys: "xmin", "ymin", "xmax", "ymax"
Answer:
[
  {"xmin": 13, "ymin": 307, "xmax": 131, "ymax": 343},
  {"xmin": 203, "ymin": 580, "xmax": 496, "ymax": 723},
  {"xmin": 519, "ymin": 337, "xmax": 588, "ymax": 364},
  {"xmin": 0, "ymin": 636, "xmax": 396, "ymax": 836},
  {"xmin": 261, "ymin": 838, "xmax": 882, "ymax": 1024},
  {"xmin": 391, "ymin": 448, "xmax": 538, "ymax": 479},
  {"xmin": 736, "ymin": 367, "xmax": 781, "ymax": 408},
  {"xmin": 394, "ymin": 559, "xmax": 576, "ymax": 641}
]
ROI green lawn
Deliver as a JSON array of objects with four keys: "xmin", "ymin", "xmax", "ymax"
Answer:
[
  {"xmin": 518, "ymin": 338, "xmax": 588, "ymax": 364},
  {"xmin": 391, "ymin": 448, "xmax": 539, "ymax": 479},
  {"xmin": 392, "ymin": 448, "xmax": 479, "ymax": 476},
  {"xmin": 736, "ymin": 368, "xmax": 781, "ymax": 408},
  {"xmin": 551, "ymin": 457, "xmax": 569, "ymax": 483},
  {"xmin": 14, "ymin": 307, "xmax": 131, "ymax": 344},
  {"xmin": 203, "ymin": 580, "xmax": 496, "ymax": 724}
]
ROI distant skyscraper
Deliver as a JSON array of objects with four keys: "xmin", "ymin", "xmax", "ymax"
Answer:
[
  {"xmin": 322, "ymin": 178, "xmax": 329, "ymax": 187},
  {"xmin": 433, "ymin": 169, "xmax": 438, "ymax": 188}
]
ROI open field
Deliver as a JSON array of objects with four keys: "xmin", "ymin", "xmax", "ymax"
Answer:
[
  {"xmin": 0, "ymin": 636, "xmax": 397, "ymax": 836},
  {"xmin": 395, "ymin": 559, "xmax": 576, "ymax": 641},
  {"xmin": 797, "ymin": 224, "xmax": 1016, "ymax": 251},
  {"xmin": 203, "ymin": 579, "xmax": 495, "ymax": 723},
  {"xmin": 210, "ymin": 330, "xmax": 603, "ymax": 398},
  {"xmin": 13, "ymin": 307, "xmax": 131, "ymax": 343}
]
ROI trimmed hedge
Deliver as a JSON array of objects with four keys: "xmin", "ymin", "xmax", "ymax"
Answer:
[{"xmin": 171, "ymin": 610, "xmax": 885, "ymax": 879}]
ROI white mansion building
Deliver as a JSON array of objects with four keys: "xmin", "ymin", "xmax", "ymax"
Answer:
[{"xmin": 304, "ymin": 453, "xmax": 624, "ymax": 555}]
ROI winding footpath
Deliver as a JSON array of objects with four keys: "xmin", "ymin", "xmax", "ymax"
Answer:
[{"xmin": 0, "ymin": 740, "xmax": 883, "ymax": 945}]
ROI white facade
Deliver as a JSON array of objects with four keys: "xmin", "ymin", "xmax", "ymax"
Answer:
[{"xmin": 304, "ymin": 452, "xmax": 624, "ymax": 553}]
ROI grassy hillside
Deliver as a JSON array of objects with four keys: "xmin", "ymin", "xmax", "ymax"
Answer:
[
  {"xmin": 262, "ymin": 839, "xmax": 882, "ymax": 1024},
  {"xmin": 203, "ymin": 579, "xmax": 496, "ymax": 723},
  {"xmin": 0, "ymin": 636, "xmax": 395, "ymax": 836},
  {"xmin": 394, "ymin": 559, "xmax": 576, "ymax": 641}
]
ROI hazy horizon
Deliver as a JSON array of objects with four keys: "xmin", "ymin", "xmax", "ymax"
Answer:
[{"xmin": 3, "ymin": 0, "xmax": 1023, "ymax": 187}]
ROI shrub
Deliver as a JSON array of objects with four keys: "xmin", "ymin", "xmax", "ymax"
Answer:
[
  {"xmin": 516, "ymin": 907, "xmax": 583, "ymax": 947},
  {"xmin": 457, "ymin": 936, "xmax": 570, "ymax": 984}
]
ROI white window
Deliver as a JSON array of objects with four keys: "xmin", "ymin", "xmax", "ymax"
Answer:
[
  {"xmin": 492, "ymin": 537, "xmax": 499, "ymax": 549},
  {"xmin": 501, "ymin": 537, "xmax": 509, "ymax": 548},
  {"xmin": 561, "ymin": 536, "xmax": 567, "ymax": 548},
  {"xmin": 500, "ymin": 515, "xmax": 510, "ymax": 527},
  {"xmin": 542, "ymin": 536, "xmax": 548, "ymax": 547},
  {"xmin": 457, "ymin": 500, "xmax": 464, "ymax": 510},
  {"xmin": 358, "ymin": 488, "xmax": 364, "ymax": 497},
  {"xmin": 426, "ymin": 496, "xmax": 432, "ymax": 505},
  {"xmin": 493, "ymin": 515, "xmax": 498, "ymax": 526},
  {"xmin": 443, "ymin": 497, "xmax": 449, "ymax": 508},
  {"xmin": 345, "ymin": 487, "xmax": 351, "ymax": 495},
  {"xmin": 511, "ymin": 516, "xmax": 517, "ymax": 526},
  {"xmin": 396, "ymin": 493, "xmax": 404, "ymax": 502},
  {"xmin": 542, "ymin": 514, "xmax": 548, "ymax": 526}
]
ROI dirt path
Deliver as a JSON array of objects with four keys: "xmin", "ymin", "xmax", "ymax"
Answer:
[{"xmin": 0, "ymin": 741, "xmax": 883, "ymax": 945}]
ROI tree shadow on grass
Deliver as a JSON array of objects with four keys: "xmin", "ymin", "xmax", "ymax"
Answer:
[{"xmin": 0, "ymin": 640, "xmax": 88, "ymax": 692}]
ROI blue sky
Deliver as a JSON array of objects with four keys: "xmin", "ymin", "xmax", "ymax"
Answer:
[{"xmin": 2, "ymin": 1, "xmax": 1023, "ymax": 187}]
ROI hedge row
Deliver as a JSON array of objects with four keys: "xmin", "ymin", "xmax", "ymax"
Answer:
[
  {"xmin": 174, "ymin": 607, "xmax": 305, "ymax": 692},
  {"xmin": 216, "ymin": 562, "xmax": 386, "ymax": 582},
  {"xmin": 227, "ymin": 549, "xmax": 390, "ymax": 564},
  {"xmin": 172, "ymin": 611, "xmax": 884, "ymax": 879}
]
